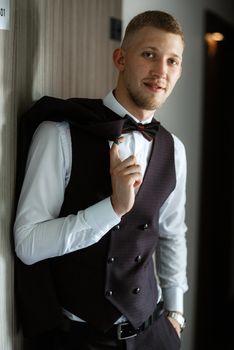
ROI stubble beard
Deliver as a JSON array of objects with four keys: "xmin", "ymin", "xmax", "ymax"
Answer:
[{"xmin": 126, "ymin": 85, "xmax": 165, "ymax": 111}]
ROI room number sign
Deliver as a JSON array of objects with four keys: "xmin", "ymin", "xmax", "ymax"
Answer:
[{"xmin": 0, "ymin": 0, "xmax": 10, "ymax": 30}]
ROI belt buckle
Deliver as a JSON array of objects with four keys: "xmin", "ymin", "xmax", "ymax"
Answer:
[{"xmin": 117, "ymin": 322, "xmax": 138, "ymax": 340}]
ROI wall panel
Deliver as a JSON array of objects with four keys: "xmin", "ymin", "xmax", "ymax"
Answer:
[{"xmin": 15, "ymin": 0, "xmax": 122, "ymax": 103}]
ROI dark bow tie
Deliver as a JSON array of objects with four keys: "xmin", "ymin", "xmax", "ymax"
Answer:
[{"xmin": 122, "ymin": 114, "xmax": 160, "ymax": 141}]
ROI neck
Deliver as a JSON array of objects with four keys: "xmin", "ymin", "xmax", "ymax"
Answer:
[{"xmin": 113, "ymin": 88, "xmax": 156, "ymax": 122}]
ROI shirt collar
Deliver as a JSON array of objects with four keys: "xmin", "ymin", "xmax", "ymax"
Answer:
[{"xmin": 103, "ymin": 90, "xmax": 155, "ymax": 125}]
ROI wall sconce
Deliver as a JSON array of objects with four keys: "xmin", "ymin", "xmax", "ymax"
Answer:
[{"xmin": 205, "ymin": 32, "xmax": 224, "ymax": 56}]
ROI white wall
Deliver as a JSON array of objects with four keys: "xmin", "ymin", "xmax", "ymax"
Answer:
[{"xmin": 122, "ymin": 1, "xmax": 234, "ymax": 350}]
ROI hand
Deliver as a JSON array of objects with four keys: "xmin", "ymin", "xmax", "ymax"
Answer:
[
  {"xmin": 110, "ymin": 139, "xmax": 142, "ymax": 217},
  {"xmin": 167, "ymin": 317, "xmax": 181, "ymax": 338}
]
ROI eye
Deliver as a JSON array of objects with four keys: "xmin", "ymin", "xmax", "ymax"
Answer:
[
  {"xmin": 168, "ymin": 58, "xmax": 180, "ymax": 66},
  {"xmin": 142, "ymin": 51, "xmax": 155, "ymax": 59}
]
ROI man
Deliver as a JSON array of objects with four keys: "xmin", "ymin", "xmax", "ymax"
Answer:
[{"xmin": 14, "ymin": 10, "xmax": 188, "ymax": 350}]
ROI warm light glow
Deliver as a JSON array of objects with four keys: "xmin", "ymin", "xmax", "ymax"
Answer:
[
  {"xmin": 205, "ymin": 32, "xmax": 224, "ymax": 42},
  {"xmin": 205, "ymin": 32, "xmax": 224, "ymax": 56},
  {"xmin": 212, "ymin": 32, "xmax": 224, "ymax": 41}
]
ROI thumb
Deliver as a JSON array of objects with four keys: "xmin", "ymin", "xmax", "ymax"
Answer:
[{"xmin": 110, "ymin": 140, "xmax": 120, "ymax": 169}]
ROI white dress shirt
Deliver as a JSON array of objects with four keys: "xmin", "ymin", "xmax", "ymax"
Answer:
[{"xmin": 14, "ymin": 91, "xmax": 188, "ymax": 321}]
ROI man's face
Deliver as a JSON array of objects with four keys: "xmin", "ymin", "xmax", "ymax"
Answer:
[{"xmin": 115, "ymin": 26, "xmax": 184, "ymax": 119}]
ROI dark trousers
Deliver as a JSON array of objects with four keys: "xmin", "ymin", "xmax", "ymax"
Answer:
[
  {"xmin": 25, "ymin": 313, "xmax": 181, "ymax": 350},
  {"xmin": 126, "ymin": 313, "xmax": 181, "ymax": 350}
]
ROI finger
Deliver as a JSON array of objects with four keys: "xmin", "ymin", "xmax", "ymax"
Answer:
[
  {"xmin": 113, "ymin": 155, "xmax": 137, "ymax": 173},
  {"xmin": 110, "ymin": 142, "xmax": 121, "ymax": 169},
  {"xmin": 110, "ymin": 137, "xmax": 128, "ymax": 169},
  {"xmin": 127, "ymin": 172, "xmax": 142, "ymax": 187},
  {"xmin": 134, "ymin": 178, "xmax": 142, "ymax": 188},
  {"xmin": 120, "ymin": 164, "xmax": 141, "ymax": 176}
]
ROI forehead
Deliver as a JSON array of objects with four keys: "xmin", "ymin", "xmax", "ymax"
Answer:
[{"xmin": 127, "ymin": 26, "xmax": 184, "ymax": 57}]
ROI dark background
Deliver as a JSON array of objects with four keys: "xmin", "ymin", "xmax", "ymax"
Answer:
[{"xmin": 195, "ymin": 9, "xmax": 234, "ymax": 350}]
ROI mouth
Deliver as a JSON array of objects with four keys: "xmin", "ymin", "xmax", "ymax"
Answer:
[{"xmin": 143, "ymin": 81, "xmax": 166, "ymax": 93}]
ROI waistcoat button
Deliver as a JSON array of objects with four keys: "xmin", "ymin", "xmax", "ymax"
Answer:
[
  {"xmin": 113, "ymin": 225, "xmax": 120, "ymax": 231},
  {"xmin": 107, "ymin": 257, "xmax": 115, "ymax": 263},
  {"xmin": 106, "ymin": 290, "xmax": 113, "ymax": 297},
  {"xmin": 143, "ymin": 223, "xmax": 149, "ymax": 230},
  {"xmin": 133, "ymin": 287, "xmax": 141, "ymax": 294},
  {"xmin": 135, "ymin": 255, "xmax": 142, "ymax": 263}
]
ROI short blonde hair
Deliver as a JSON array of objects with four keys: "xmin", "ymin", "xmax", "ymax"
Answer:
[{"xmin": 122, "ymin": 10, "xmax": 184, "ymax": 48}]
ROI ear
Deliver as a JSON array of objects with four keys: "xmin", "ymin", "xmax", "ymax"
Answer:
[{"xmin": 113, "ymin": 48, "xmax": 126, "ymax": 71}]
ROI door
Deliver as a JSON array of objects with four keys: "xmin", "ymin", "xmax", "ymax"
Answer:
[{"xmin": 195, "ymin": 10, "xmax": 234, "ymax": 350}]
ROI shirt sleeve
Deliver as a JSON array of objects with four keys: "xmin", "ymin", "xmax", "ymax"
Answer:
[
  {"xmin": 156, "ymin": 134, "xmax": 188, "ymax": 314},
  {"xmin": 14, "ymin": 121, "xmax": 120, "ymax": 265}
]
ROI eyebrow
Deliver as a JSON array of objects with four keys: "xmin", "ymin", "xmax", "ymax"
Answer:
[{"xmin": 142, "ymin": 46, "xmax": 182, "ymax": 60}]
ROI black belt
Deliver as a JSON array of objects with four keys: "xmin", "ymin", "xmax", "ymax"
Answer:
[
  {"xmin": 61, "ymin": 301, "xmax": 164, "ymax": 341},
  {"xmin": 116, "ymin": 301, "xmax": 164, "ymax": 340}
]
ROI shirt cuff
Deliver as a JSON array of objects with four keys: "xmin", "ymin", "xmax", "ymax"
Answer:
[
  {"xmin": 84, "ymin": 197, "xmax": 120, "ymax": 236},
  {"xmin": 162, "ymin": 287, "xmax": 184, "ymax": 314}
]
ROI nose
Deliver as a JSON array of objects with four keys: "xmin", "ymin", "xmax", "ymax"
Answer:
[{"xmin": 150, "ymin": 59, "xmax": 167, "ymax": 79}]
